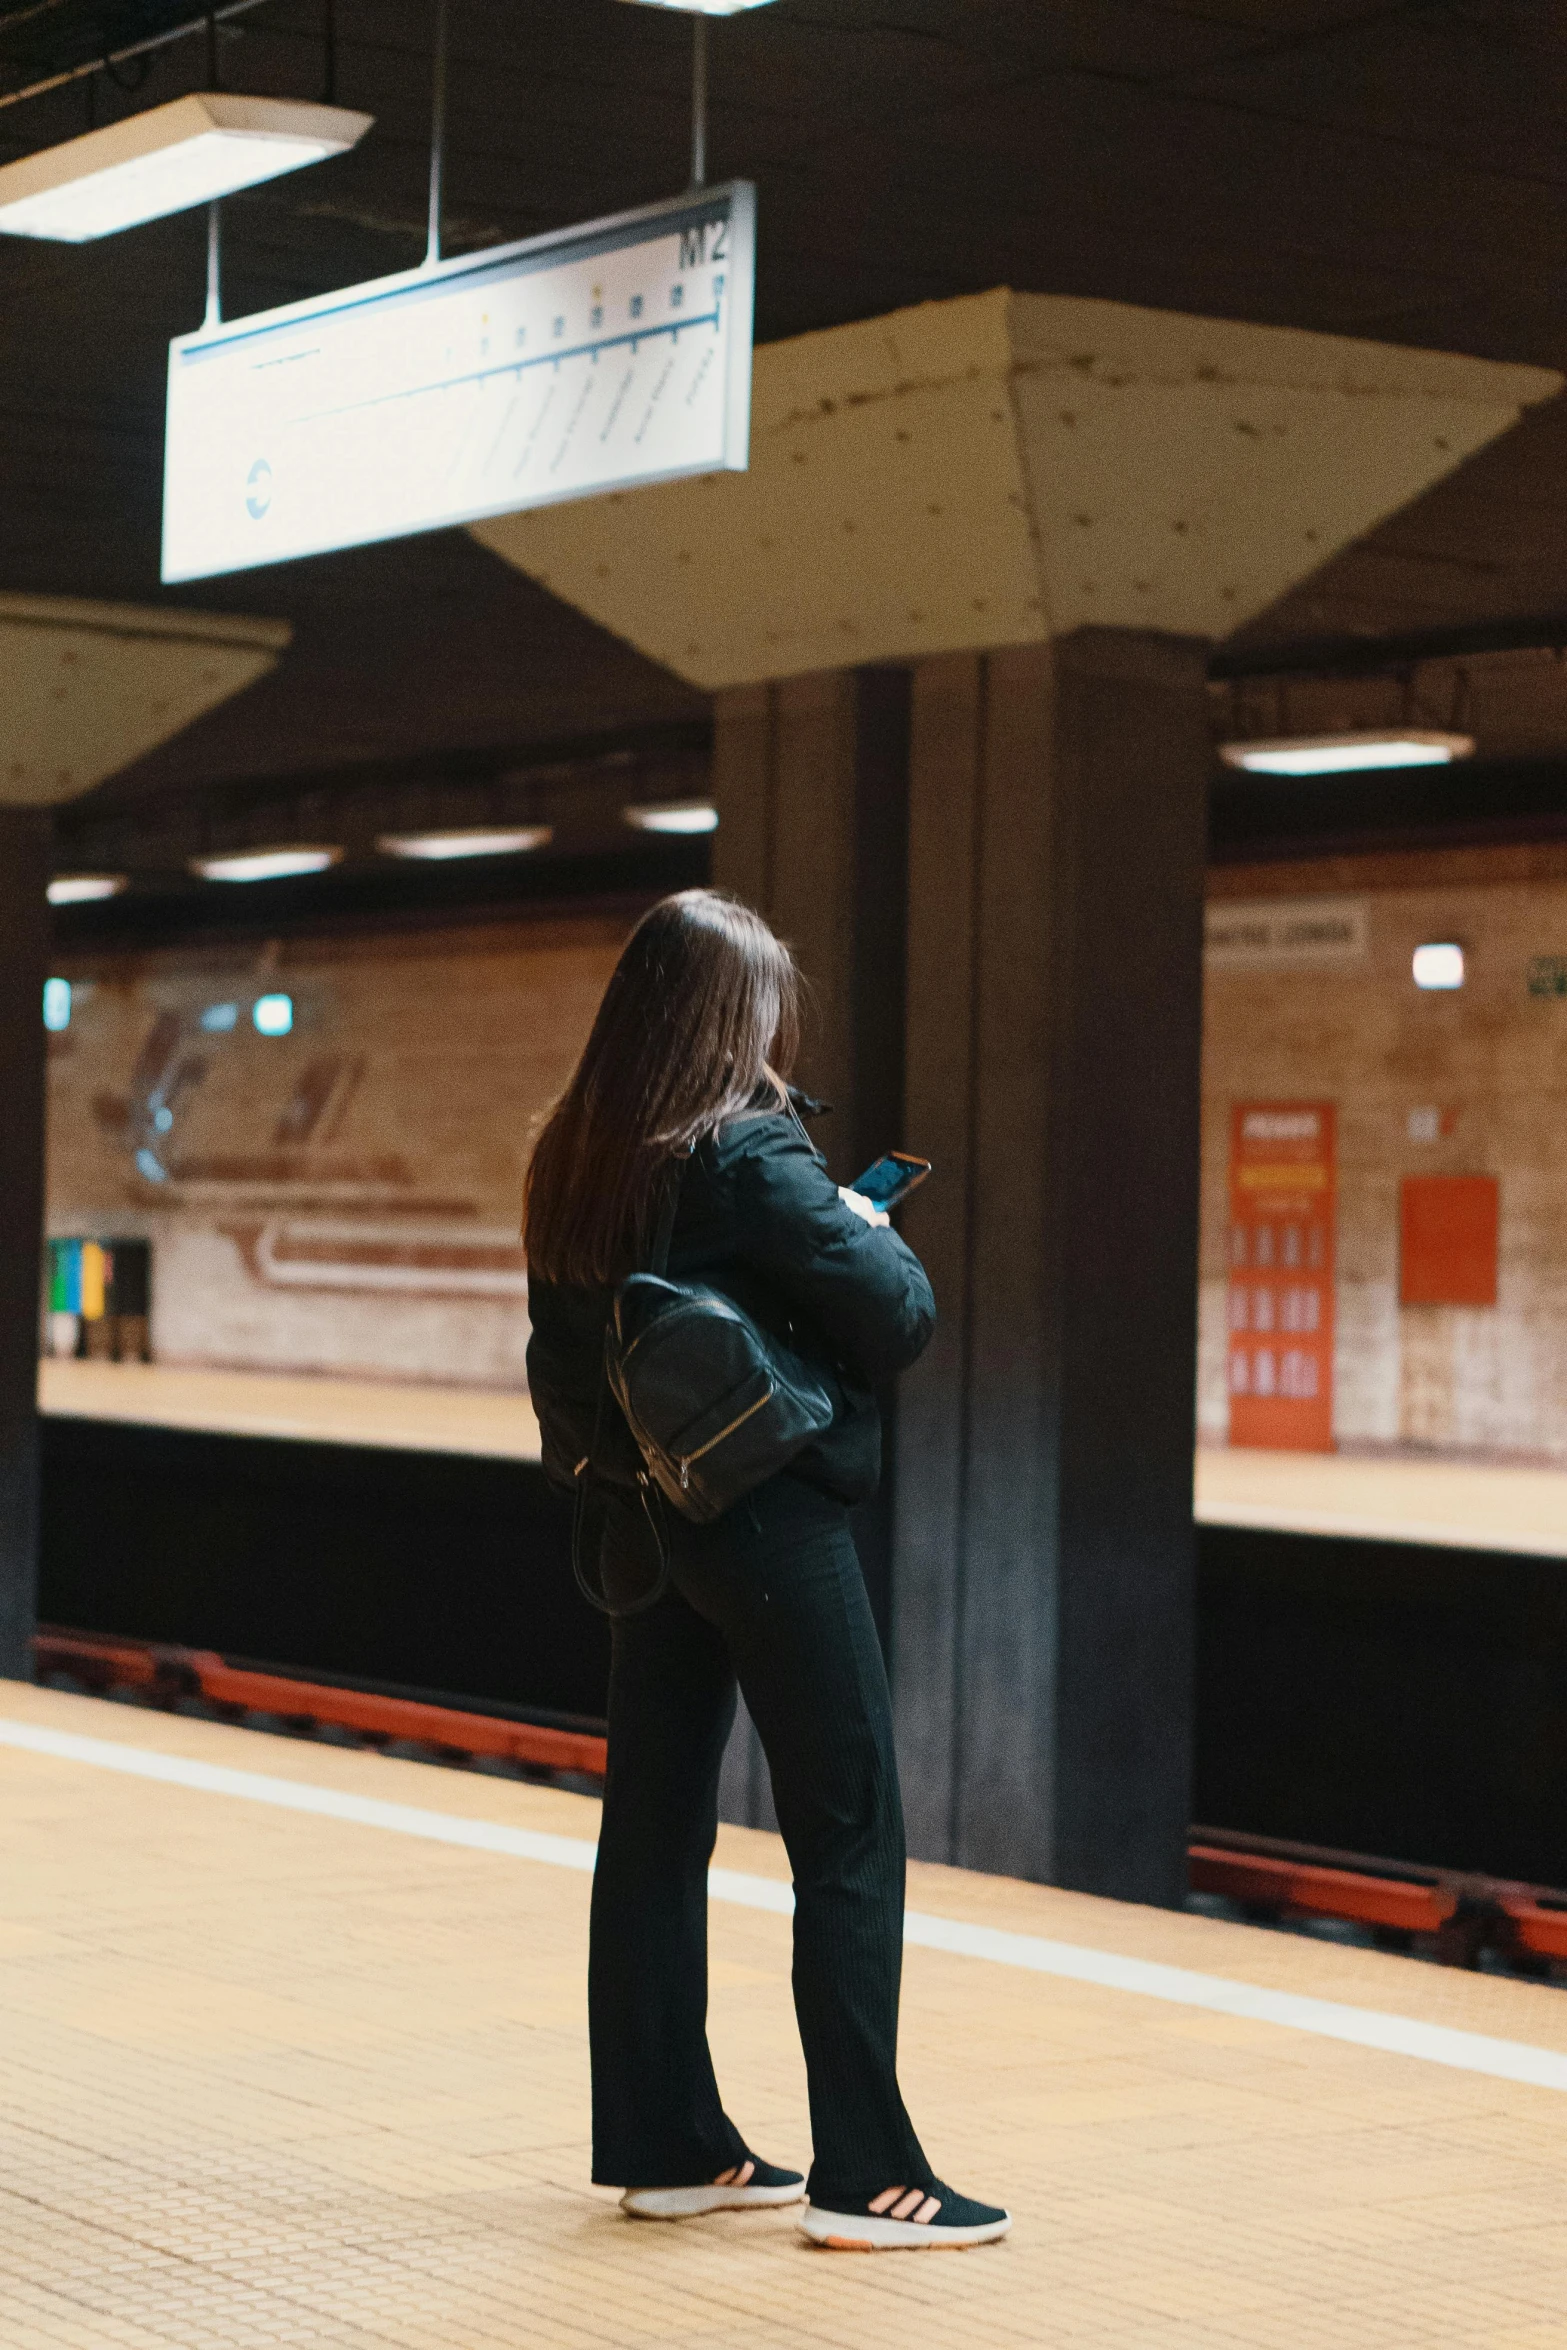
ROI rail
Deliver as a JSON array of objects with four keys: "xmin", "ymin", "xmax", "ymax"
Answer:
[
  {"xmin": 34, "ymin": 1626, "xmax": 608, "ymax": 1780},
  {"xmin": 1192, "ymin": 1824, "xmax": 1567, "ymax": 1970},
  {"xmin": 31, "ymin": 1629, "xmax": 1567, "ymax": 1969}
]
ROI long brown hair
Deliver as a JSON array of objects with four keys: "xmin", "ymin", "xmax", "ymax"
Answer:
[{"xmin": 523, "ymin": 889, "xmax": 802, "ymax": 1286}]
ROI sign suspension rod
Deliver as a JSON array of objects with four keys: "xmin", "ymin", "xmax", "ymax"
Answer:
[
  {"xmin": 204, "ymin": 200, "xmax": 222, "ymax": 328},
  {"xmin": 203, "ymin": 13, "xmax": 221, "ymax": 327},
  {"xmin": 425, "ymin": 0, "xmax": 448, "ymax": 269},
  {"xmin": 690, "ymin": 13, "xmax": 707, "ymax": 190}
]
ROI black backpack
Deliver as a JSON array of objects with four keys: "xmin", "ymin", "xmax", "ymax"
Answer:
[{"xmin": 572, "ymin": 1145, "xmax": 835, "ymax": 1612}]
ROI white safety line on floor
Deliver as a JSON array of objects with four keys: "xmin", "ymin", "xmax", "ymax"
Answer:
[{"xmin": 6, "ymin": 1713, "xmax": 1567, "ymax": 2097}]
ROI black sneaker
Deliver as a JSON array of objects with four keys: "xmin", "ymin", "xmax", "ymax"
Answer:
[
  {"xmin": 800, "ymin": 2181, "xmax": 1011, "ymax": 2250},
  {"xmin": 621, "ymin": 2156, "xmax": 805, "ymax": 2220}
]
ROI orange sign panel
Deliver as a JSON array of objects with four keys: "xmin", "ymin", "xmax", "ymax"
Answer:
[
  {"xmin": 1400, "ymin": 1175, "xmax": 1498, "ymax": 1307},
  {"xmin": 1227, "ymin": 1101, "xmax": 1336, "ymax": 1452}
]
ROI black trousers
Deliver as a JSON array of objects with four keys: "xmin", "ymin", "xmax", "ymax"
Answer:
[{"xmin": 588, "ymin": 1476, "xmax": 933, "ymax": 2204}]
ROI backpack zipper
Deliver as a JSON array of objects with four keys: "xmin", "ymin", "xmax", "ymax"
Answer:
[{"xmin": 676, "ymin": 1378, "xmax": 775, "ymax": 1490}]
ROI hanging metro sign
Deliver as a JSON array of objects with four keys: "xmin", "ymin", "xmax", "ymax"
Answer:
[{"xmin": 162, "ymin": 182, "xmax": 755, "ymax": 582}]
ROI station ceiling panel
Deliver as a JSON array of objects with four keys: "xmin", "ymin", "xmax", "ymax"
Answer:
[{"xmin": 6, "ymin": 0, "xmax": 1567, "ymax": 797}]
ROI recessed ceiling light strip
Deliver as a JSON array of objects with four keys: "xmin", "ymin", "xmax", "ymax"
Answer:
[
  {"xmin": 190, "ymin": 846, "xmax": 340, "ymax": 883},
  {"xmin": 378, "ymin": 825, "xmax": 552, "ymax": 861},
  {"xmin": 624, "ymin": 799, "xmax": 719, "ymax": 834},
  {"xmin": 1219, "ymin": 731, "xmax": 1475, "ymax": 778},
  {"xmin": 617, "ymin": 1, "xmax": 780, "ymax": 14}
]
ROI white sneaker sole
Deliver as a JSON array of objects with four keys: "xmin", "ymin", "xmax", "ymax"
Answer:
[
  {"xmin": 799, "ymin": 2205, "xmax": 1012, "ymax": 2251},
  {"xmin": 621, "ymin": 2180, "xmax": 806, "ymax": 2220}
]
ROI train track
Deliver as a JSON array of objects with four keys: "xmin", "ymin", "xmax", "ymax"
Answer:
[{"xmin": 34, "ymin": 1626, "xmax": 1567, "ymax": 1974}]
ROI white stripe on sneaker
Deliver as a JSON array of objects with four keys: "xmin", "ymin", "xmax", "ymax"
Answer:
[
  {"xmin": 623, "ymin": 2178, "xmax": 804, "ymax": 2218},
  {"xmin": 799, "ymin": 2204, "xmax": 1011, "ymax": 2250},
  {"xmin": 5, "ymin": 1713, "xmax": 1567, "ymax": 2097}
]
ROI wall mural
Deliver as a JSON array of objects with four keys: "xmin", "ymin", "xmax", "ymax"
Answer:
[
  {"xmin": 48, "ymin": 863, "xmax": 1567, "ymax": 1457},
  {"xmin": 46, "ymin": 914, "xmax": 626, "ymax": 1390}
]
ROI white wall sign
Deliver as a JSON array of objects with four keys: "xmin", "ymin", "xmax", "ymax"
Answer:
[
  {"xmin": 162, "ymin": 182, "xmax": 755, "ymax": 583},
  {"xmin": 1205, "ymin": 895, "xmax": 1369, "ymax": 970}
]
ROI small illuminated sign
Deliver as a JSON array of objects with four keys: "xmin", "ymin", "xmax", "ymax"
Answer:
[
  {"xmin": 1205, "ymin": 895, "xmax": 1369, "ymax": 969},
  {"xmin": 1412, "ymin": 942, "xmax": 1464, "ymax": 991},
  {"xmin": 162, "ymin": 182, "xmax": 755, "ymax": 582}
]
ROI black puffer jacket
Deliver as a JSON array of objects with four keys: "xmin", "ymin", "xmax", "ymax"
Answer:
[{"xmin": 526, "ymin": 1106, "xmax": 936, "ymax": 1507}]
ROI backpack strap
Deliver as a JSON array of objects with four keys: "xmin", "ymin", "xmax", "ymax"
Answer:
[
  {"xmin": 572, "ymin": 1452, "xmax": 670, "ymax": 1616},
  {"xmin": 648, "ymin": 1143, "xmax": 694, "ymax": 1277},
  {"xmin": 570, "ymin": 1145, "xmax": 691, "ymax": 1615}
]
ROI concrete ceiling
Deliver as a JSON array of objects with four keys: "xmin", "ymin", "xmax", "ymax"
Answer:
[{"xmin": 7, "ymin": 0, "xmax": 1567, "ymax": 812}]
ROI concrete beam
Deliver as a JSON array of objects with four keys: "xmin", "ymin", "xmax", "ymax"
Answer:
[
  {"xmin": 473, "ymin": 290, "xmax": 1560, "ymax": 688},
  {"xmin": 0, "ymin": 597, "xmax": 290, "ymax": 809}
]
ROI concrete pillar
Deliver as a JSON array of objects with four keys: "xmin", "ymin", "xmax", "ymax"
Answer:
[
  {"xmin": 893, "ymin": 632, "xmax": 1209, "ymax": 1902},
  {"xmin": 0, "ymin": 597, "xmax": 290, "ymax": 1683},
  {"xmin": 711, "ymin": 666, "xmax": 909, "ymax": 1185},
  {"xmin": 0, "ymin": 809, "xmax": 50, "ymax": 1679}
]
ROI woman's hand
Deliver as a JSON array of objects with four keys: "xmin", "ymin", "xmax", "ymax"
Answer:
[{"xmin": 838, "ymin": 1185, "xmax": 891, "ymax": 1230}]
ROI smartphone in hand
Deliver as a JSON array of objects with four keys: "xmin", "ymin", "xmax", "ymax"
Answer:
[{"xmin": 850, "ymin": 1152, "xmax": 932, "ymax": 1212}]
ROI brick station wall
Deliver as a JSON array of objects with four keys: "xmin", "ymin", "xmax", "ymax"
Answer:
[
  {"xmin": 46, "ymin": 913, "xmax": 627, "ymax": 1388},
  {"xmin": 48, "ymin": 851, "xmax": 1567, "ymax": 1457},
  {"xmin": 1201, "ymin": 844, "xmax": 1567, "ymax": 1461}
]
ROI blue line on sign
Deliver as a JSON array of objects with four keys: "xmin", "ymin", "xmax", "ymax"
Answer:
[
  {"xmin": 173, "ymin": 191, "xmax": 739, "ymax": 368},
  {"xmin": 294, "ymin": 313, "xmax": 722, "ymax": 428}
]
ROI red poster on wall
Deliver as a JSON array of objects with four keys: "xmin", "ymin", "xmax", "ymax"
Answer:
[{"xmin": 1227, "ymin": 1101, "xmax": 1336, "ymax": 1452}]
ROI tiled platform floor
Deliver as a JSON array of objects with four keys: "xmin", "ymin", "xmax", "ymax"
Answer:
[
  {"xmin": 5, "ymin": 1685, "xmax": 1567, "ymax": 2350},
  {"xmin": 1195, "ymin": 1443, "xmax": 1567, "ymax": 1559},
  {"xmin": 37, "ymin": 1361, "xmax": 543, "ymax": 1462}
]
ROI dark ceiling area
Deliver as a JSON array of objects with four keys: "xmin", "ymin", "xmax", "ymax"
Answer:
[
  {"xmin": 0, "ymin": 0, "xmax": 230, "ymax": 89},
  {"xmin": 9, "ymin": 0, "xmax": 1567, "ymax": 831}
]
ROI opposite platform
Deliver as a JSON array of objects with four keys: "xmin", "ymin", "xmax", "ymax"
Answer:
[
  {"xmin": 44, "ymin": 1362, "xmax": 1567, "ymax": 1555},
  {"xmin": 4, "ymin": 1683, "xmax": 1567, "ymax": 2349}
]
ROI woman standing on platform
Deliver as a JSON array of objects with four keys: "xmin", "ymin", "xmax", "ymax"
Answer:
[{"xmin": 523, "ymin": 889, "xmax": 1010, "ymax": 2253}]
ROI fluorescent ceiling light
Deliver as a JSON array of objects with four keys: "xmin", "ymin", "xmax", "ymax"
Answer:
[
  {"xmin": 378, "ymin": 825, "xmax": 554, "ymax": 861},
  {"xmin": 253, "ymin": 993, "xmax": 294, "ymax": 1036},
  {"xmin": 624, "ymin": 799, "xmax": 719, "ymax": 834},
  {"xmin": 1219, "ymin": 731, "xmax": 1475, "ymax": 777},
  {"xmin": 42, "ymin": 978, "xmax": 72, "ymax": 1032},
  {"xmin": 47, "ymin": 873, "xmax": 126, "ymax": 905},
  {"xmin": 617, "ymin": 2, "xmax": 778, "ymax": 14},
  {"xmin": 1412, "ymin": 943, "xmax": 1465, "ymax": 991},
  {"xmin": 200, "ymin": 1002, "xmax": 240, "ymax": 1032},
  {"xmin": 0, "ymin": 94, "xmax": 372, "ymax": 244},
  {"xmin": 191, "ymin": 846, "xmax": 341, "ymax": 884}
]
